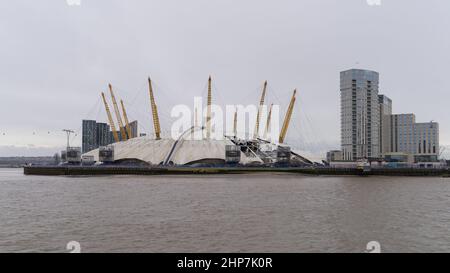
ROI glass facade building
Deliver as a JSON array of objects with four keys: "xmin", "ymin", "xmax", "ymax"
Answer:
[
  {"xmin": 387, "ymin": 114, "xmax": 439, "ymax": 161},
  {"xmin": 96, "ymin": 122, "xmax": 112, "ymax": 147},
  {"xmin": 82, "ymin": 120, "xmax": 97, "ymax": 154},
  {"xmin": 82, "ymin": 119, "xmax": 139, "ymax": 154},
  {"xmin": 379, "ymin": 95, "xmax": 392, "ymax": 156},
  {"xmin": 339, "ymin": 69, "xmax": 440, "ymax": 163},
  {"xmin": 340, "ymin": 69, "xmax": 380, "ymax": 160}
]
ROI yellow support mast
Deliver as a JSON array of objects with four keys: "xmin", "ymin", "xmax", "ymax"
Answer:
[
  {"xmin": 254, "ymin": 81, "xmax": 267, "ymax": 139},
  {"xmin": 279, "ymin": 89, "xmax": 297, "ymax": 144},
  {"xmin": 263, "ymin": 103, "xmax": 273, "ymax": 140},
  {"xmin": 148, "ymin": 77, "xmax": 161, "ymax": 140},
  {"xmin": 206, "ymin": 76, "xmax": 212, "ymax": 139},
  {"xmin": 120, "ymin": 99, "xmax": 133, "ymax": 139},
  {"xmin": 101, "ymin": 92, "xmax": 120, "ymax": 143},
  {"xmin": 109, "ymin": 84, "xmax": 128, "ymax": 141}
]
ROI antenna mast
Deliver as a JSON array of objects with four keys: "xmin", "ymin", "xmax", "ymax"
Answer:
[{"xmin": 62, "ymin": 129, "xmax": 75, "ymax": 149}]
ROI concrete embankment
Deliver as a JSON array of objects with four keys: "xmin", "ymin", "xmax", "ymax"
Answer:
[{"xmin": 23, "ymin": 166, "xmax": 450, "ymax": 177}]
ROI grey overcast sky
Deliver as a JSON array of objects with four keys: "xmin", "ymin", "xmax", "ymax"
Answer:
[{"xmin": 1, "ymin": 0, "xmax": 449, "ymax": 158}]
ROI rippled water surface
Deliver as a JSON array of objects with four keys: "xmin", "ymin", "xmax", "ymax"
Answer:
[{"xmin": 0, "ymin": 168, "xmax": 449, "ymax": 252}]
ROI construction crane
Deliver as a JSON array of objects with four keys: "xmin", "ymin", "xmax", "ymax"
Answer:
[
  {"xmin": 263, "ymin": 103, "xmax": 273, "ymax": 140},
  {"xmin": 120, "ymin": 99, "xmax": 132, "ymax": 139},
  {"xmin": 148, "ymin": 77, "xmax": 161, "ymax": 140},
  {"xmin": 109, "ymin": 84, "xmax": 127, "ymax": 141},
  {"xmin": 254, "ymin": 81, "xmax": 267, "ymax": 139},
  {"xmin": 279, "ymin": 89, "xmax": 297, "ymax": 144},
  {"xmin": 206, "ymin": 76, "xmax": 212, "ymax": 139},
  {"xmin": 101, "ymin": 92, "xmax": 120, "ymax": 143}
]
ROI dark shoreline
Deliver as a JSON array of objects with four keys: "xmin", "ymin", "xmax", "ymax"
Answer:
[{"xmin": 23, "ymin": 165, "xmax": 450, "ymax": 177}]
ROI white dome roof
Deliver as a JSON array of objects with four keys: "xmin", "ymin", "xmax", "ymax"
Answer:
[
  {"xmin": 84, "ymin": 137, "xmax": 174, "ymax": 165},
  {"xmin": 84, "ymin": 136, "xmax": 262, "ymax": 165}
]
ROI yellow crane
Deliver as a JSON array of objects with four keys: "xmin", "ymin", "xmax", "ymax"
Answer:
[
  {"xmin": 148, "ymin": 77, "xmax": 161, "ymax": 140},
  {"xmin": 254, "ymin": 81, "xmax": 267, "ymax": 139},
  {"xmin": 101, "ymin": 92, "xmax": 120, "ymax": 143},
  {"xmin": 263, "ymin": 103, "xmax": 274, "ymax": 140},
  {"xmin": 109, "ymin": 84, "xmax": 128, "ymax": 141},
  {"xmin": 120, "ymin": 99, "xmax": 132, "ymax": 139},
  {"xmin": 206, "ymin": 76, "xmax": 212, "ymax": 139},
  {"xmin": 279, "ymin": 89, "xmax": 297, "ymax": 144}
]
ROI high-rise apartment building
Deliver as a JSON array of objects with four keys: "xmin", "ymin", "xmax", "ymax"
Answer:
[
  {"xmin": 96, "ymin": 122, "xmax": 111, "ymax": 147},
  {"xmin": 338, "ymin": 68, "xmax": 440, "ymax": 163},
  {"xmin": 82, "ymin": 119, "xmax": 139, "ymax": 154},
  {"xmin": 389, "ymin": 114, "xmax": 416, "ymax": 155},
  {"xmin": 340, "ymin": 69, "xmax": 380, "ymax": 160},
  {"xmin": 379, "ymin": 95, "xmax": 392, "ymax": 156},
  {"xmin": 388, "ymin": 114, "xmax": 439, "ymax": 162},
  {"xmin": 108, "ymin": 131, "xmax": 116, "ymax": 145},
  {"xmin": 82, "ymin": 120, "xmax": 97, "ymax": 154},
  {"xmin": 414, "ymin": 122, "xmax": 439, "ymax": 162}
]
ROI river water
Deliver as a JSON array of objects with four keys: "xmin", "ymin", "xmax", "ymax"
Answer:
[{"xmin": 0, "ymin": 168, "xmax": 449, "ymax": 253}]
